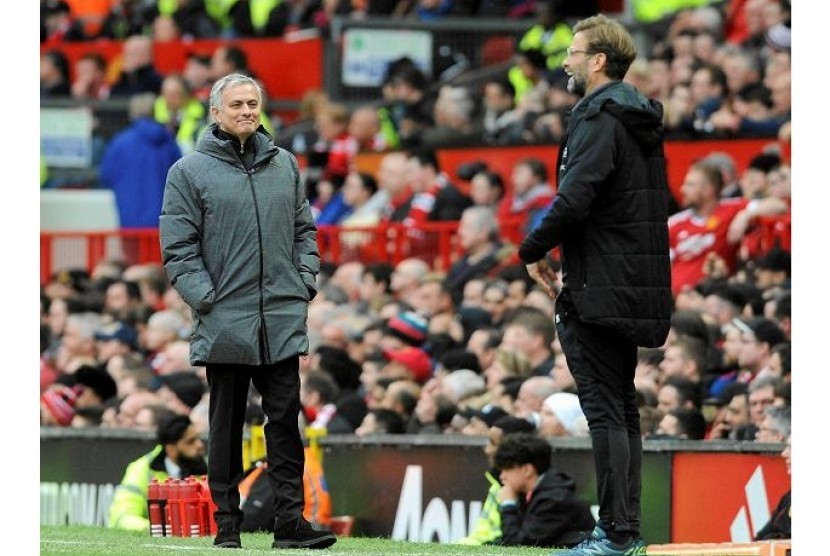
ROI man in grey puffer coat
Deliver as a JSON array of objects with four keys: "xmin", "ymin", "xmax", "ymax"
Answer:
[{"xmin": 160, "ymin": 73, "xmax": 335, "ymax": 550}]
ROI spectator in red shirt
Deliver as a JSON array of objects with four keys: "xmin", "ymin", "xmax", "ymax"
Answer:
[
  {"xmin": 668, "ymin": 160, "xmax": 786, "ymax": 295},
  {"xmin": 497, "ymin": 158, "xmax": 554, "ymax": 234},
  {"xmin": 405, "ymin": 149, "xmax": 471, "ymax": 225}
]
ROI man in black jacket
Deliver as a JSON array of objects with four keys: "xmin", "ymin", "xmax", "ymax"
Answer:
[
  {"xmin": 518, "ymin": 14, "xmax": 673, "ymax": 556},
  {"xmin": 494, "ymin": 433, "xmax": 594, "ymax": 548}
]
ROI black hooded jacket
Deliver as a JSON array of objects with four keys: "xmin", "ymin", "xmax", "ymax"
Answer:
[
  {"xmin": 497, "ymin": 469, "xmax": 595, "ymax": 548},
  {"xmin": 518, "ymin": 81, "xmax": 672, "ymax": 348}
]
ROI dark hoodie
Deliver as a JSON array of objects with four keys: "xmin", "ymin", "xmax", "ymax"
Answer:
[
  {"xmin": 497, "ymin": 469, "xmax": 595, "ymax": 548},
  {"xmin": 518, "ymin": 81, "xmax": 672, "ymax": 348}
]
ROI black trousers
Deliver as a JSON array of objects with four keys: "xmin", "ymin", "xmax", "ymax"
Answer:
[
  {"xmin": 555, "ymin": 293, "xmax": 641, "ymax": 537},
  {"xmin": 206, "ymin": 357, "xmax": 305, "ymax": 530}
]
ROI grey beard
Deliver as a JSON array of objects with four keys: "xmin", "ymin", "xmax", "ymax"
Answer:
[{"xmin": 567, "ymin": 75, "xmax": 586, "ymax": 97}]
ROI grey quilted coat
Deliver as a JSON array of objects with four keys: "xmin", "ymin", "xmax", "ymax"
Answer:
[{"xmin": 160, "ymin": 123, "xmax": 319, "ymax": 366}]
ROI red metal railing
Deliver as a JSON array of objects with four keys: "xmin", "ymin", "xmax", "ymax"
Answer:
[
  {"xmin": 40, "ymin": 215, "xmax": 790, "ymax": 285},
  {"xmin": 39, "ymin": 218, "xmax": 527, "ymax": 285}
]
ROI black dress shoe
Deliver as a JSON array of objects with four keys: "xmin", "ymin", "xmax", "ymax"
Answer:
[{"xmin": 272, "ymin": 519, "xmax": 337, "ymax": 549}]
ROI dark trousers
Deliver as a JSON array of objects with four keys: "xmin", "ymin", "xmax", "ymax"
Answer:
[
  {"xmin": 555, "ymin": 294, "xmax": 641, "ymax": 537},
  {"xmin": 206, "ymin": 357, "xmax": 305, "ymax": 530}
]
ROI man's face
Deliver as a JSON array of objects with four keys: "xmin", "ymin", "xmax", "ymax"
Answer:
[
  {"xmin": 657, "ymin": 385, "xmax": 681, "ymax": 414},
  {"xmin": 175, "ymin": 425, "xmax": 206, "ymax": 460},
  {"xmin": 749, "ymin": 385, "xmax": 775, "ymax": 425},
  {"xmin": 106, "ymin": 283, "xmax": 131, "ymax": 311},
  {"xmin": 499, "ymin": 464, "xmax": 529, "ymax": 493},
  {"xmin": 755, "ymin": 414, "xmax": 785, "ymax": 443},
  {"xmin": 211, "ymin": 83, "xmax": 261, "ymax": 141},
  {"xmin": 563, "ymin": 32, "xmax": 595, "ymax": 97},
  {"xmin": 656, "ymin": 414, "xmax": 681, "ymax": 437},
  {"xmin": 725, "ymin": 394, "xmax": 750, "ymax": 429},
  {"xmin": 680, "ymin": 168, "xmax": 710, "ymax": 209},
  {"xmin": 659, "ymin": 346, "xmax": 685, "ymax": 378}
]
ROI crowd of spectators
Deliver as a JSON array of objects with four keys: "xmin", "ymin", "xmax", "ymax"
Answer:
[{"xmin": 40, "ymin": 0, "xmax": 792, "ymax": 449}]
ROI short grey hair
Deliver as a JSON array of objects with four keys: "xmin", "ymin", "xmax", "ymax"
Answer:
[
  {"xmin": 462, "ymin": 206, "xmax": 500, "ymax": 240},
  {"xmin": 763, "ymin": 405, "xmax": 791, "ymax": 438},
  {"xmin": 209, "ymin": 73, "xmax": 262, "ymax": 110}
]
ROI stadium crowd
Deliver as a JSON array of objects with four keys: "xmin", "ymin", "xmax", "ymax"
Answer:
[{"xmin": 41, "ymin": 0, "xmax": 792, "ymax": 479}]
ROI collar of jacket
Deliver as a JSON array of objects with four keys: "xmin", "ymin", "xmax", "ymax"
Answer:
[
  {"xmin": 574, "ymin": 80, "xmax": 621, "ymax": 119},
  {"xmin": 200, "ymin": 122, "xmax": 279, "ymax": 166}
]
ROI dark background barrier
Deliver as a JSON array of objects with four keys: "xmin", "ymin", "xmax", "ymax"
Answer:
[{"xmin": 40, "ymin": 429, "xmax": 786, "ymax": 543}]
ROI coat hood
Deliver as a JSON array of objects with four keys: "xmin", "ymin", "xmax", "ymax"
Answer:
[
  {"xmin": 134, "ymin": 117, "xmax": 176, "ymax": 146},
  {"xmin": 582, "ymin": 81, "xmax": 665, "ymax": 149},
  {"xmin": 544, "ymin": 470, "xmax": 578, "ymax": 492}
]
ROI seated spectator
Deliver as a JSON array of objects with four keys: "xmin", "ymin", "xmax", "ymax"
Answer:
[
  {"xmin": 497, "ymin": 158, "xmax": 555, "ymax": 234},
  {"xmin": 406, "ymin": 148, "xmax": 472, "ymax": 223},
  {"xmin": 380, "ymin": 345, "xmax": 433, "ymax": 385},
  {"xmin": 348, "ymin": 106, "xmax": 388, "ymax": 152},
  {"xmin": 153, "ymin": 371, "xmax": 206, "ymax": 416},
  {"xmin": 469, "ymin": 169, "xmax": 506, "ymax": 211},
  {"xmin": 537, "ymin": 392, "xmax": 589, "ymax": 438},
  {"xmin": 154, "ymin": 73, "xmax": 208, "ymax": 155},
  {"xmin": 108, "ymin": 413, "xmax": 207, "ymax": 531},
  {"xmin": 446, "ymin": 207, "xmax": 514, "ymax": 306},
  {"xmin": 493, "ymin": 432, "xmax": 594, "ymax": 548},
  {"xmin": 70, "ymin": 52, "xmax": 111, "ymax": 101},
  {"xmin": 754, "ymin": 434, "xmax": 790, "ymax": 540},
  {"xmin": 40, "ymin": 50, "xmax": 71, "ymax": 98},
  {"xmin": 653, "ymin": 406, "xmax": 707, "ymax": 440},
  {"xmin": 110, "ymin": 35, "xmax": 165, "ymax": 97},
  {"xmin": 377, "ymin": 59, "xmax": 434, "ymax": 149},
  {"xmin": 41, "ymin": 384, "xmax": 82, "ymax": 427},
  {"xmin": 755, "ymin": 405, "xmax": 790, "ymax": 444},
  {"xmin": 355, "ymin": 408, "xmax": 407, "ymax": 435},
  {"xmin": 455, "ymin": 415, "xmax": 536, "ymax": 546},
  {"xmin": 421, "ymin": 85, "xmax": 480, "ymax": 148},
  {"xmin": 182, "ymin": 52, "xmax": 213, "ymax": 103},
  {"xmin": 41, "ymin": 0, "xmax": 88, "ymax": 44},
  {"xmin": 151, "ymin": 14, "xmax": 182, "ymax": 42},
  {"xmin": 479, "ymin": 78, "xmax": 524, "ymax": 146},
  {"xmin": 669, "ymin": 160, "xmax": 787, "ymax": 295},
  {"xmin": 301, "ymin": 370, "xmax": 355, "ymax": 434},
  {"xmin": 97, "ymin": 0, "xmax": 155, "ymax": 40},
  {"xmin": 145, "ymin": 0, "xmax": 221, "ymax": 39}
]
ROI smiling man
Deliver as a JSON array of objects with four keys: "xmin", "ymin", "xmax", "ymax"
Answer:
[
  {"xmin": 160, "ymin": 74, "xmax": 333, "ymax": 550},
  {"xmin": 518, "ymin": 14, "xmax": 673, "ymax": 556}
]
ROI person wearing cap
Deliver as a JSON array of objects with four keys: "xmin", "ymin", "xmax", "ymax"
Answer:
[
  {"xmin": 382, "ymin": 311, "xmax": 429, "ymax": 350},
  {"xmin": 40, "ymin": 384, "xmax": 82, "ymax": 427},
  {"xmin": 381, "ymin": 345, "xmax": 434, "ymax": 385},
  {"xmin": 154, "ymin": 371, "xmax": 206, "ymax": 416},
  {"xmin": 57, "ymin": 364, "xmax": 119, "ymax": 409},
  {"xmin": 160, "ymin": 73, "xmax": 333, "ymax": 549},
  {"xmin": 538, "ymin": 392, "xmax": 589, "ymax": 438},
  {"xmin": 95, "ymin": 321, "xmax": 141, "ymax": 364},
  {"xmin": 493, "ymin": 433, "xmax": 595, "ymax": 548},
  {"xmin": 108, "ymin": 413, "xmax": 207, "ymax": 531}
]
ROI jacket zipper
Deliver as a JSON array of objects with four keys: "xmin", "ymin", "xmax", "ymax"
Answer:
[{"xmin": 244, "ymin": 158, "xmax": 270, "ymax": 365}]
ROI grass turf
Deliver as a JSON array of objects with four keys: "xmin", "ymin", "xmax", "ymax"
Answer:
[{"xmin": 40, "ymin": 526, "xmax": 556, "ymax": 555}]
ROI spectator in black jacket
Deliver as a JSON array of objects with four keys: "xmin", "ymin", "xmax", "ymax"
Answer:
[
  {"xmin": 754, "ymin": 434, "xmax": 791, "ymax": 540},
  {"xmin": 493, "ymin": 433, "xmax": 594, "ymax": 548}
]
